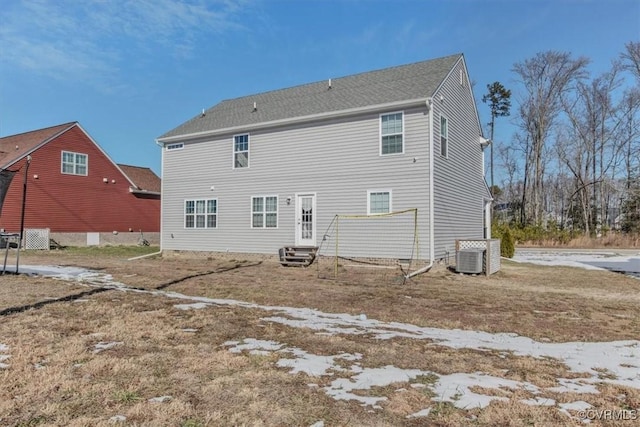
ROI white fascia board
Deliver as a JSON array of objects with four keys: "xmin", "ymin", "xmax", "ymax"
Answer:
[{"xmin": 156, "ymin": 98, "xmax": 429, "ymax": 144}]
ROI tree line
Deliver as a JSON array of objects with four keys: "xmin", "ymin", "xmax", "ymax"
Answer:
[{"xmin": 486, "ymin": 41, "xmax": 640, "ymax": 236}]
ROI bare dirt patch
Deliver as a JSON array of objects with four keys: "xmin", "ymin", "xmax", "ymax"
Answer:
[{"xmin": 0, "ymin": 248, "xmax": 638, "ymax": 426}]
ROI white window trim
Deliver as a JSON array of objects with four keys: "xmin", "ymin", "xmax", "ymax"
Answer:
[
  {"xmin": 166, "ymin": 143, "xmax": 184, "ymax": 151},
  {"xmin": 367, "ymin": 190, "xmax": 392, "ymax": 215},
  {"xmin": 184, "ymin": 198, "xmax": 218, "ymax": 229},
  {"xmin": 251, "ymin": 195, "xmax": 278, "ymax": 229},
  {"xmin": 233, "ymin": 133, "xmax": 250, "ymax": 169},
  {"xmin": 61, "ymin": 151, "xmax": 88, "ymax": 176},
  {"xmin": 379, "ymin": 111, "xmax": 404, "ymax": 156},
  {"xmin": 440, "ymin": 114, "xmax": 449, "ymax": 158}
]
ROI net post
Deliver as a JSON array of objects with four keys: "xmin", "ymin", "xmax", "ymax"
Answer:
[{"xmin": 334, "ymin": 215, "xmax": 339, "ymax": 278}]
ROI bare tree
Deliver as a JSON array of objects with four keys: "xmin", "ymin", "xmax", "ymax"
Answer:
[
  {"xmin": 618, "ymin": 88, "xmax": 640, "ymax": 190},
  {"xmin": 620, "ymin": 41, "xmax": 640, "ymax": 80},
  {"xmin": 512, "ymin": 51, "xmax": 589, "ymax": 225},
  {"xmin": 497, "ymin": 142, "xmax": 520, "ymax": 222},
  {"xmin": 556, "ymin": 124, "xmax": 594, "ymax": 234},
  {"xmin": 619, "ymin": 41, "xmax": 640, "ymax": 189},
  {"xmin": 560, "ymin": 68, "xmax": 622, "ymax": 234}
]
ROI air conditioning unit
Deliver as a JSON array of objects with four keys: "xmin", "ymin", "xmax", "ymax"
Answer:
[{"xmin": 456, "ymin": 248, "xmax": 485, "ymax": 274}]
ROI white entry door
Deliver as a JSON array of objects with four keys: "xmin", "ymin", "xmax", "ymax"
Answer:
[{"xmin": 295, "ymin": 193, "xmax": 316, "ymax": 246}]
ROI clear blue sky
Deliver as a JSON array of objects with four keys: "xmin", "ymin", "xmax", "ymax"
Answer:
[{"xmin": 1, "ymin": 0, "xmax": 638, "ymax": 177}]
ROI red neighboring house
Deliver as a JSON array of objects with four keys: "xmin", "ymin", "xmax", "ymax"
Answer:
[{"xmin": 0, "ymin": 122, "xmax": 160, "ymax": 244}]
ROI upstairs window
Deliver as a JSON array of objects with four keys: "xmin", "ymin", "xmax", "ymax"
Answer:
[
  {"xmin": 252, "ymin": 196, "xmax": 278, "ymax": 228},
  {"xmin": 380, "ymin": 112, "xmax": 403, "ymax": 155},
  {"xmin": 185, "ymin": 199, "xmax": 217, "ymax": 229},
  {"xmin": 61, "ymin": 151, "xmax": 88, "ymax": 175},
  {"xmin": 234, "ymin": 134, "xmax": 249, "ymax": 168},
  {"xmin": 440, "ymin": 115, "xmax": 449, "ymax": 158}
]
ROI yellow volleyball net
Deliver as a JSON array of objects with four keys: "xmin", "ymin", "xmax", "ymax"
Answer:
[{"xmin": 316, "ymin": 208, "xmax": 419, "ymax": 284}]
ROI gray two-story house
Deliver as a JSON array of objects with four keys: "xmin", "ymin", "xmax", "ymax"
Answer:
[{"xmin": 157, "ymin": 53, "xmax": 492, "ymax": 266}]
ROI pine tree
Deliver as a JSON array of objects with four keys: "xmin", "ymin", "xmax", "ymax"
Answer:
[{"xmin": 621, "ymin": 181, "xmax": 640, "ymax": 233}]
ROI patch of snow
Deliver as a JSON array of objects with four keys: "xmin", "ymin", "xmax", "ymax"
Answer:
[
  {"xmin": 324, "ymin": 365, "xmax": 427, "ymax": 406},
  {"xmin": 181, "ymin": 328, "xmax": 199, "ymax": 333},
  {"xmin": 174, "ymin": 302, "xmax": 209, "ymax": 310},
  {"xmin": 548, "ymin": 378, "xmax": 600, "ymax": 394},
  {"xmin": 225, "ymin": 338, "xmax": 283, "ymax": 354},
  {"xmin": 20, "ymin": 265, "xmax": 93, "ymax": 278},
  {"xmin": 226, "ymin": 339, "xmax": 357, "ymax": 377},
  {"xmin": 559, "ymin": 400, "xmax": 592, "ymax": 419},
  {"xmin": 277, "ymin": 348, "xmax": 350, "ymax": 376},
  {"xmin": 407, "ymin": 408, "xmax": 431, "ymax": 418},
  {"xmin": 512, "ymin": 252, "xmax": 609, "ymax": 271},
  {"xmin": 93, "ymin": 341, "xmax": 123, "ymax": 353},
  {"xmin": 432, "ymin": 372, "xmax": 537, "ymax": 409},
  {"xmin": 109, "ymin": 414, "xmax": 126, "ymax": 423},
  {"xmin": 0, "ymin": 344, "xmax": 10, "ymax": 369},
  {"xmin": 148, "ymin": 395, "xmax": 172, "ymax": 403},
  {"xmin": 26, "ymin": 264, "xmax": 640, "ymax": 415},
  {"xmin": 259, "ymin": 313, "xmax": 640, "ymax": 390},
  {"xmin": 309, "ymin": 422, "xmax": 324, "ymax": 427},
  {"xmin": 513, "ymin": 251, "xmax": 640, "ymax": 278}
]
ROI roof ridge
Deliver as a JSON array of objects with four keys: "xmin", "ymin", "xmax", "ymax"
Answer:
[
  {"xmin": 213, "ymin": 53, "xmax": 463, "ymax": 107},
  {"xmin": 118, "ymin": 163, "xmax": 151, "ymax": 169},
  {"xmin": 160, "ymin": 53, "xmax": 463, "ymax": 140},
  {"xmin": 0, "ymin": 121, "xmax": 76, "ymax": 140}
]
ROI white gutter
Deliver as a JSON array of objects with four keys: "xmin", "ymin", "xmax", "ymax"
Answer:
[
  {"xmin": 156, "ymin": 98, "xmax": 430, "ymax": 145},
  {"xmin": 406, "ymin": 97, "xmax": 435, "ymax": 279}
]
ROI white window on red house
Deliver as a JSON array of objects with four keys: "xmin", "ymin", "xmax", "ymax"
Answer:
[{"xmin": 61, "ymin": 151, "xmax": 88, "ymax": 175}]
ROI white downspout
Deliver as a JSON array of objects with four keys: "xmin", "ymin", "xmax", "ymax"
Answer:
[
  {"xmin": 155, "ymin": 138, "xmax": 165, "ymax": 254},
  {"xmin": 128, "ymin": 250, "xmax": 162, "ymax": 261},
  {"xmin": 406, "ymin": 98, "xmax": 435, "ymax": 279}
]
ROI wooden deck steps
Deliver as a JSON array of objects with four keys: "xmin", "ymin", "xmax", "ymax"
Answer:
[{"xmin": 278, "ymin": 246, "xmax": 318, "ymax": 267}]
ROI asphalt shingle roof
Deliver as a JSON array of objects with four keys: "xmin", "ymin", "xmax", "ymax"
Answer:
[
  {"xmin": 159, "ymin": 54, "xmax": 462, "ymax": 140},
  {"xmin": 0, "ymin": 122, "xmax": 76, "ymax": 170},
  {"xmin": 118, "ymin": 164, "xmax": 161, "ymax": 193}
]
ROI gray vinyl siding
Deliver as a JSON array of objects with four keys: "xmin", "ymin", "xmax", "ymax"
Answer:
[
  {"xmin": 432, "ymin": 60, "xmax": 488, "ymax": 261},
  {"xmin": 161, "ymin": 106, "xmax": 432, "ymax": 259}
]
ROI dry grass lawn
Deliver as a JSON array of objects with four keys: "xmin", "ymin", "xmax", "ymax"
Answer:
[{"xmin": 0, "ymin": 247, "xmax": 639, "ymax": 426}]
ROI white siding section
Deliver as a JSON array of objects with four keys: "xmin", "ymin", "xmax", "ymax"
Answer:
[
  {"xmin": 162, "ymin": 107, "xmax": 432, "ymax": 259},
  {"xmin": 432, "ymin": 59, "xmax": 489, "ymax": 260}
]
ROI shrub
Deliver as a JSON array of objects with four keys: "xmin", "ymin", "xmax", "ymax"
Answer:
[
  {"xmin": 500, "ymin": 226, "xmax": 515, "ymax": 258},
  {"xmin": 491, "ymin": 222, "xmax": 515, "ymax": 258}
]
